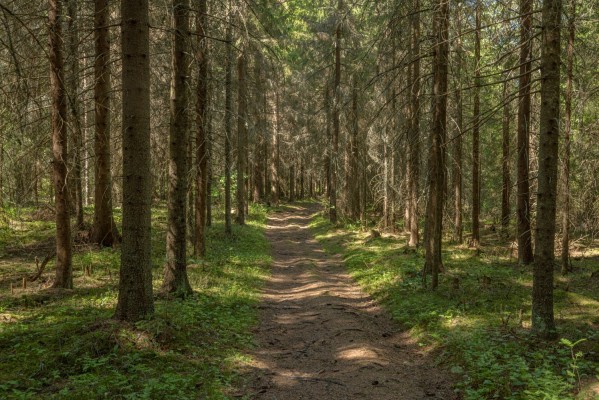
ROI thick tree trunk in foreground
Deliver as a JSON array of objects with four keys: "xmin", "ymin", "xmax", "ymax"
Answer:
[
  {"xmin": 424, "ymin": 0, "xmax": 449, "ymax": 290},
  {"xmin": 195, "ymin": 0, "xmax": 209, "ymax": 257},
  {"xmin": 163, "ymin": 0, "xmax": 192, "ymax": 295},
  {"xmin": 236, "ymin": 53, "xmax": 247, "ymax": 224},
  {"xmin": 532, "ymin": 0, "xmax": 561, "ymax": 340},
  {"xmin": 115, "ymin": 0, "xmax": 154, "ymax": 321},
  {"xmin": 49, "ymin": 0, "xmax": 73, "ymax": 289},
  {"xmin": 517, "ymin": 0, "xmax": 534, "ymax": 265},
  {"xmin": 92, "ymin": 0, "xmax": 120, "ymax": 247}
]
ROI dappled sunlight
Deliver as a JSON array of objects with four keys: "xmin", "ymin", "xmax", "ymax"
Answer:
[
  {"xmin": 245, "ymin": 203, "xmax": 454, "ymax": 399},
  {"xmin": 336, "ymin": 344, "xmax": 389, "ymax": 365}
]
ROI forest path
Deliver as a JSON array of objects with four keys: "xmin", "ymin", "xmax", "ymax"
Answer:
[{"xmin": 244, "ymin": 203, "xmax": 455, "ymax": 399}]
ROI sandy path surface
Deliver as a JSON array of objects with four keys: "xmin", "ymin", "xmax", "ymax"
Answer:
[{"xmin": 245, "ymin": 204, "xmax": 455, "ymax": 399}]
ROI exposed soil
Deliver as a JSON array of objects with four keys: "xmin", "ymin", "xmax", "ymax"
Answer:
[{"xmin": 245, "ymin": 204, "xmax": 456, "ymax": 399}]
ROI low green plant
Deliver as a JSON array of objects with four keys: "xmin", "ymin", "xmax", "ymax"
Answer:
[
  {"xmin": 310, "ymin": 212, "xmax": 598, "ymax": 400},
  {"xmin": 0, "ymin": 204, "xmax": 271, "ymax": 399}
]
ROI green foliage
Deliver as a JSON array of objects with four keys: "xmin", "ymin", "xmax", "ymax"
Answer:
[
  {"xmin": 0, "ymin": 204, "xmax": 271, "ymax": 399},
  {"xmin": 310, "ymin": 212, "xmax": 599, "ymax": 400}
]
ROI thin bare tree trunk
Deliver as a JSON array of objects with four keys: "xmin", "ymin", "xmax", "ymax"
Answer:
[
  {"xmin": 408, "ymin": 0, "xmax": 420, "ymax": 247},
  {"xmin": 517, "ymin": 0, "xmax": 534, "ymax": 265},
  {"xmin": 66, "ymin": 0, "xmax": 84, "ymax": 229},
  {"xmin": 452, "ymin": 5, "xmax": 464, "ymax": 243},
  {"xmin": 92, "ymin": 0, "xmax": 120, "ymax": 247},
  {"xmin": 501, "ymin": 79, "xmax": 511, "ymax": 230},
  {"xmin": 195, "ymin": 0, "xmax": 208, "ymax": 257},
  {"xmin": 49, "ymin": 0, "xmax": 73, "ymax": 289},
  {"xmin": 471, "ymin": 0, "xmax": 481, "ymax": 247},
  {"xmin": 561, "ymin": 0, "xmax": 575, "ymax": 274},
  {"xmin": 330, "ymin": 0, "xmax": 342, "ymax": 224},
  {"xmin": 163, "ymin": 0, "xmax": 192, "ymax": 295},
  {"xmin": 236, "ymin": 53, "xmax": 247, "ymax": 224},
  {"xmin": 224, "ymin": 4, "xmax": 233, "ymax": 234}
]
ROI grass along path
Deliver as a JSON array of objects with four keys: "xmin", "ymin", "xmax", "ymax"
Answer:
[
  {"xmin": 310, "ymin": 207, "xmax": 599, "ymax": 400},
  {"xmin": 0, "ymin": 205, "xmax": 270, "ymax": 399}
]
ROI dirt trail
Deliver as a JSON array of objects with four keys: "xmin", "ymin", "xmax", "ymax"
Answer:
[{"xmin": 246, "ymin": 204, "xmax": 455, "ymax": 399}]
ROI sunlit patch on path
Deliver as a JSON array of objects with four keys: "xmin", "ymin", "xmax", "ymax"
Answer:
[{"xmin": 243, "ymin": 203, "xmax": 455, "ymax": 399}]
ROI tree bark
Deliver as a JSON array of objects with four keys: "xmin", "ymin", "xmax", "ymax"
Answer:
[
  {"xmin": 349, "ymin": 79, "xmax": 360, "ymax": 220},
  {"xmin": 501, "ymin": 79, "xmax": 511, "ymax": 230},
  {"xmin": 561, "ymin": 0, "xmax": 574, "ymax": 274},
  {"xmin": 517, "ymin": 0, "xmax": 534, "ymax": 265},
  {"xmin": 49, "ymin": 0, "xmax": 73, "ymax": 289},
  {"xmin": 92, "ymin": 0, "xmax": 120, "ymax": 247},
  {"xmin": 195, "ymin": 0, "xmax": 209, "ymax": 257},
  {"xmin": 408, "ymin": 0, "xmax": 420, "ymax": 247},
  {"xmin": 66, "ymin": 0, "xmax": 84, "ymax": 229},
  {"xmin": 471, "ymin": 0, "xmax": 481, "ymax": 247},
  {"xmin": 424, "ymin": 0, "xmax": 449, "ymax": 290},
  {"xmin": 236, "ymin": 53, "xmax": 247, "ymax": 224},
  {"xmin": 115, "ymin": 0, "xmax": 154, "ymax": 321},
  {"xmin": 224, "ymin": 5, "xmax": 233, "ymax": 234},
  {"xmin": 532, "ymin": 0, "xmax": 561, "ymax": 340},
  {"xmin": 163, "ymin": 0, "xmax": 192, "ymax": 295},
  {"xmin": 452, "ymin": 5, "xmax": 464, "ymax": 243},
  {"xmin": 330, "ymin": 0, "xmax": 342, "ymax": 224}
]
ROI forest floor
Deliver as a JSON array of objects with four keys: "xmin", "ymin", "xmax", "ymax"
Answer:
[
  {"xmin": 0, "ymin": 204, "xmax": 271, "ymax": 399},
  {"xmin": 242, "ymin": 203, "xmax": 456, "ymax": 399}
]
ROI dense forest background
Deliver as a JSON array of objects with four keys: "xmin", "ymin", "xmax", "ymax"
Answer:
[{"xmin": 0, "ymin": 0, "xmax": 598, "ymax": 398}]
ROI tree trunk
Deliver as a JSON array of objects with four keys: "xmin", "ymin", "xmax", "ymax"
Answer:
[
  {"xmin": 532, "ymin": 0, "xmax": 561, "ymax": 340},
  {"xmin": 163, "ymin": 0, "xmax": 192, "ymax": 295},
  {"xmin": 471, "ymin": 0, "xmax": 481, "ymax": 247},
  {"xmin": 289, "ymin": 164, "xmax": 295, "ymax": 202},
  {"xmin": 224, "ymin": 6, "xmax": 233, "ymax": 234},
  {"xmin": 236, "ymin": 53, "xmax": 247, "ymax": 225},
  {"xmin": 269, "ymin": 79, "xmax": 279, "ymax": 205},
  {"xmin": 300, "ymin": 161, "xmax": 305, "ymax": 200},
  {"xmin": 325, "ymin": 82, "xmax": 332, "ymax": 199},
  {"xmin": 517, "ymin": 0, "xmax": 534, "ymax": 265},
  {"xmin": 49, "ymin": 0, "xmax": 73, "ymax": 289},
  {"xmin": 452, "ymin": 5, "xmax": 463, "ymax": 243},
  {"xmin": 561, "ymin": 0, "xmax": 575, "ymax": 274},
  {"xmin": 66, "ymin": 0, "xmax": 84, "ymax": 229},
  {"xmin": 501, "ymin": 79, "xmax": 511, "ymax": 229},
  {"xmin": 115, "ymin": 0, "xmax": 154, "ymax": 321},
  {"xmin": 92, "ymin": 0, "xmax": 120, "ymax": 247},
  {"xmin": 195, "ymin": 0, "xmax": 209, "ymax": 257},
  {"xmin": 253, "ymin": 55, "xmax": 265, "ymax": 203},
  {"xmin": 408, "ymin": 0, "xmax": 420, "ymax": 247},
  {"xmin": 330, "ymin": 0, "xmax": 342, "ymax": 224},
  {"xmin": 423, "ymin": 0, "xmax": 449, "ymax": 290},
  {"xmin": 206, "ymin": 112, "xmax": 213, "ymax": 227},
  {"xmin": 350, "ymin": 79, "xmax": 360, "ymax": 220}
]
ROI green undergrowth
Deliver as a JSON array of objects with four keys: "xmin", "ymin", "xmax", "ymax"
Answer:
[
  {"xmin": 311, "ymin": 211, "xmax": 599, "ymax": 400},
  {"xmin": 0, "ymin": 204, "xmax": 271, "ymax": 399}
]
